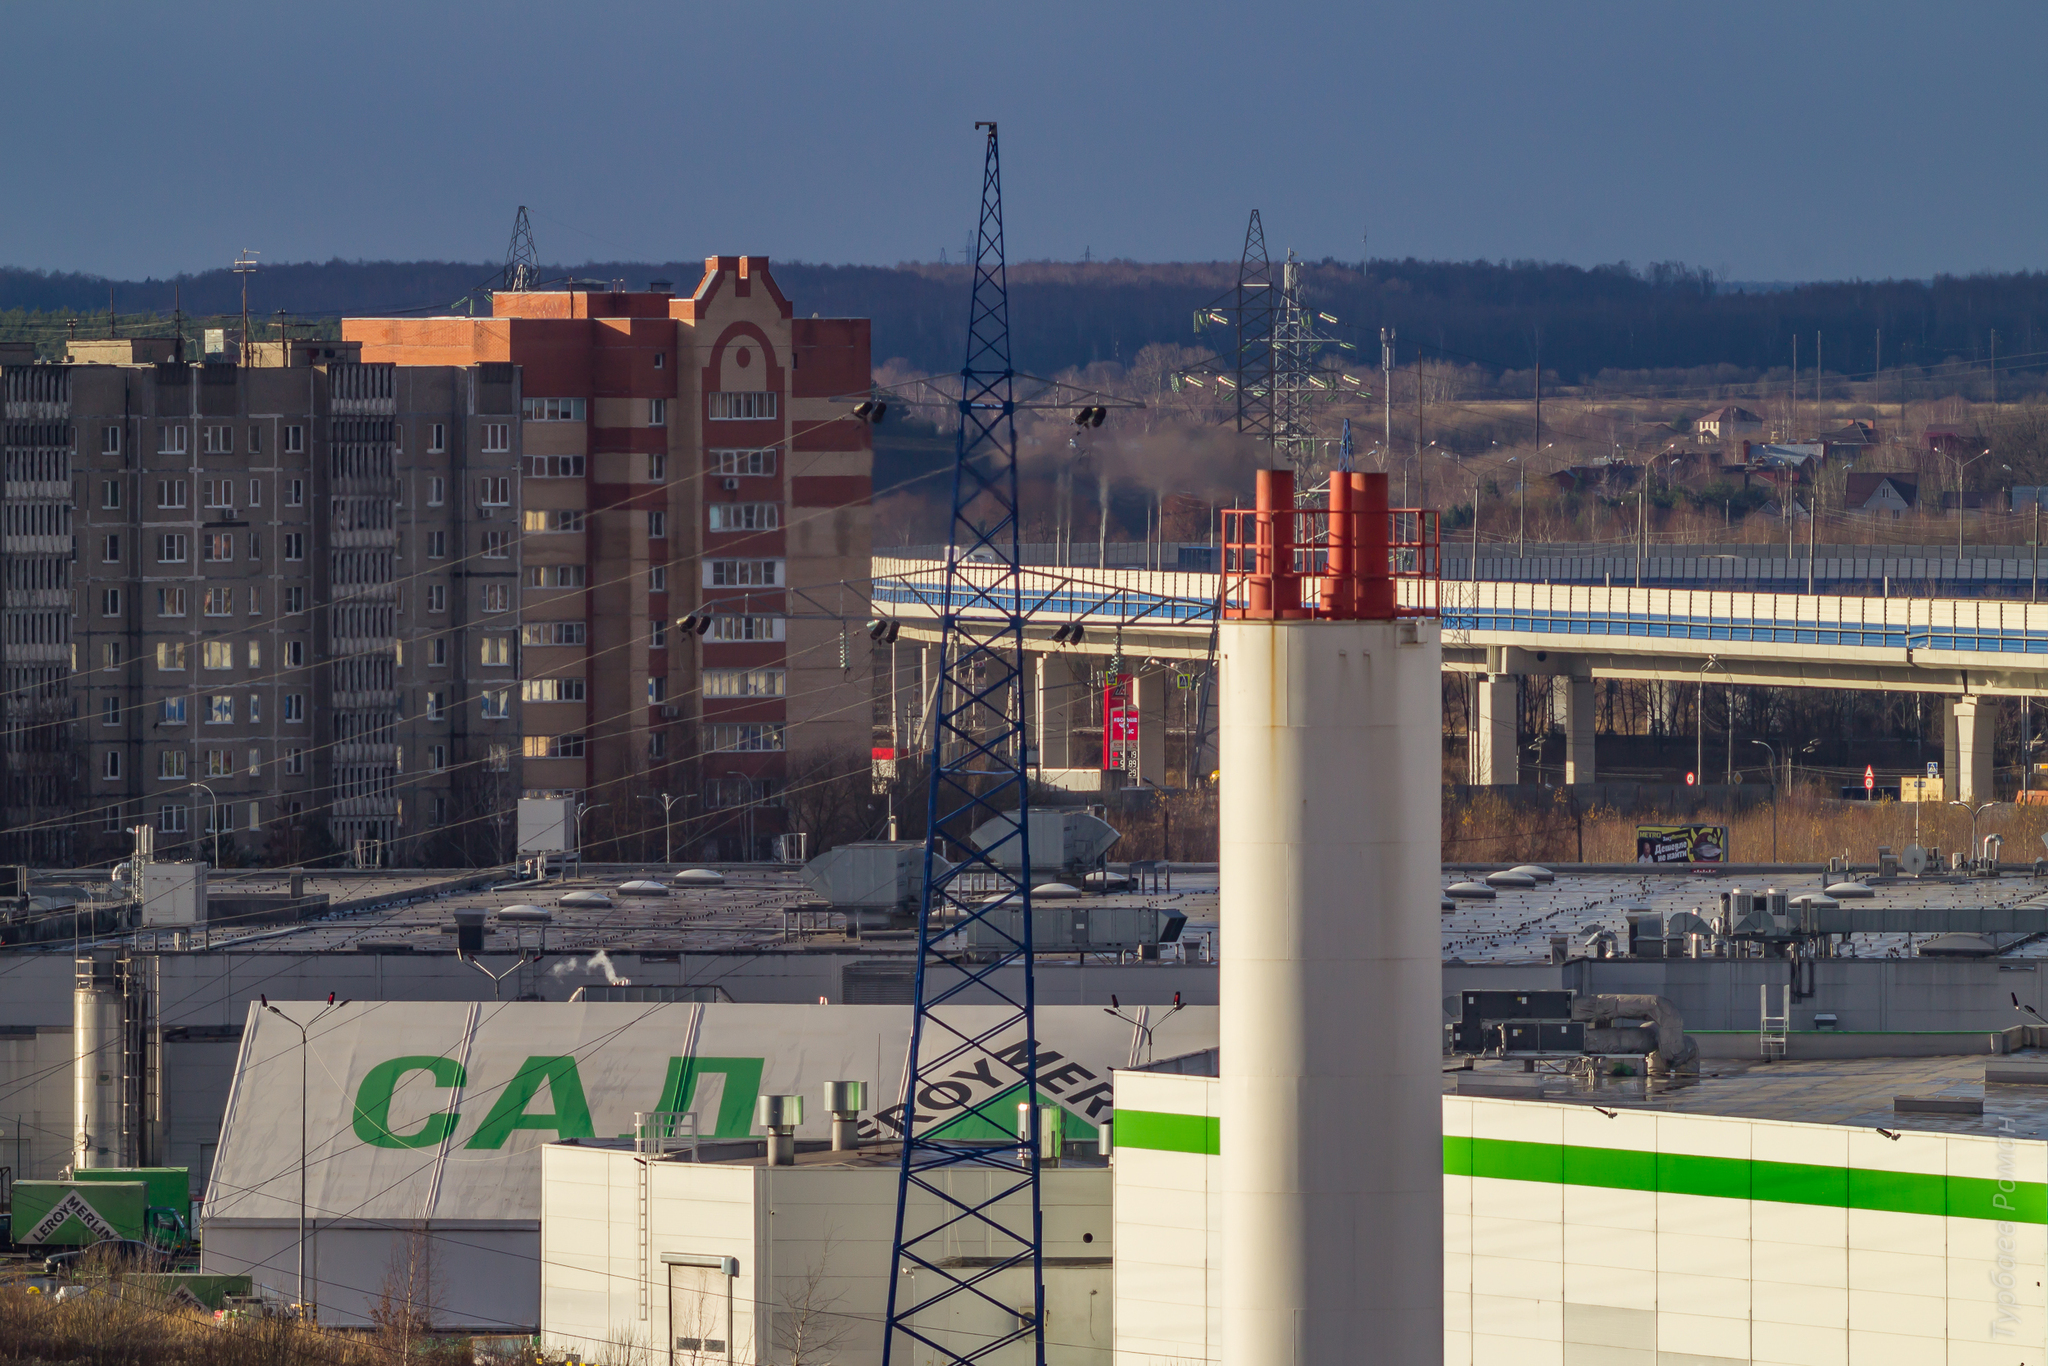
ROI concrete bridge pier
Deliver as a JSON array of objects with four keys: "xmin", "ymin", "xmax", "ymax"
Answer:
[
  {"xmin": 1945, "ymin": 696, "xmax": 1997, "ymax": 805},
  {"xmin": 1469, "ymin": 673, "xmax": 1518, "ymax": 785},
  {"xmin": 1561, "ymin": 676, "xmax": 1598, "ymax": 785}
]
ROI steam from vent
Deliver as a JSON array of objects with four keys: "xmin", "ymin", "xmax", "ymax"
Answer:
[{"xmin": 549, "ymin": 949, "xmax": 627, "ymax": 985}]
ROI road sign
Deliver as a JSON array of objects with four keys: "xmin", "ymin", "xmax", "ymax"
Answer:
[
  {"xmin": 1864, "ymin": 765, "xmax": 1876, "ymax": 793},
  {"xmin": 1685, "ymin": 771, "xmax": 1696, "ymax": 787},
  {"xmin": 1927, "ymin": 761, "xmax": 1940, "ymax": 778}
]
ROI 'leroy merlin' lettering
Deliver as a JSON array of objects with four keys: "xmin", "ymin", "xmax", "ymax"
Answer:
[{"xmin": 350, "ymin": 1054, "xmax": 766, "ymax": 1149}]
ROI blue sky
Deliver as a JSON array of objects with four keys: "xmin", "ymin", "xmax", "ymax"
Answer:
[{"xmin": 14, "ymin": 1, "xmax": 2048, "ymax": 281}]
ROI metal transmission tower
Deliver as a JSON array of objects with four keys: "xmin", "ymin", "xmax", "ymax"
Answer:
[
  {"xmin": 501, "ymin": 206, "xmax": 539, "ymax": 292},
  {"xmin": 1178, "ymin": 217, "xmax": 1360, "ymax": 481},
  {"xmin": 883, "ymin": 121, "xmax": 1047, "ymax": 1366},
  {"xmin": 1233, "ymin": 210, "xmax": 1276, "ymax": 443}
]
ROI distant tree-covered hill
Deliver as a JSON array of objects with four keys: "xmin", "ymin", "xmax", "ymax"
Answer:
[{"xmin": 4, "ymin": 255, "xmax": 2045, "ymax": 384}]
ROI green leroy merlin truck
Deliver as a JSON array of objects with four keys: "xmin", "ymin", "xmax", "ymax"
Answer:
[{"xmin": 10, "ymin": 1167, "xmax": 193, "ymax": 1251}]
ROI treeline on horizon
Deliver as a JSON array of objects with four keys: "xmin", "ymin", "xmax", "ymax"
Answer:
[{"xmin": 3, "ymin": 254, "xmax": 2044, "ymax": 384}]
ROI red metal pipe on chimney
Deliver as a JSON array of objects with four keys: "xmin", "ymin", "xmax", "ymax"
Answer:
[
  {"xmin": 1353, "ymin": 471, "xmax": 1395, "ymax": 618},
  {"xmin": 1321, "ymin": 470, "xmax": 1355, "ymax": 618}
]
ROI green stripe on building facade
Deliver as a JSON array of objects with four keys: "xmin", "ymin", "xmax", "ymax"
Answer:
[{"xmin": 1115, "ymin": 1112, "xmax": 2043, "ymax": 1222}]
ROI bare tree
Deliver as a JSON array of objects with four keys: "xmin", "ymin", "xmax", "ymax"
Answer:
[
  {"xmin": 772, "ymin": 1233, "xmax": 854, "ymax": 1366},
  {"xmin": 367, "ymin": 1223, "xmax": 437, "ymax": 1364}
]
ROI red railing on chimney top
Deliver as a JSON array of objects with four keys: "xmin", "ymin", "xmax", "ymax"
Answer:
[{"xmin": 1220, "ymin": 469, "xmax": 1440, "ymax": 621}]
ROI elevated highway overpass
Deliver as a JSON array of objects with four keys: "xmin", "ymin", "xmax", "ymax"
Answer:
[{"xmin": 870, "ymin": 550, "xmax": 2048, "ymax": 800}]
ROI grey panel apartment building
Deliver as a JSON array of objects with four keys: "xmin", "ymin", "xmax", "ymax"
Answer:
[{"xmin": 4, "ymin": 345, "xmax": 527, "ymax": 868}]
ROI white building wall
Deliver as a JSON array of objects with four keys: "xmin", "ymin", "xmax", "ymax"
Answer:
[
  {"xmin": 541, "ymin": 1146, "xmax": 1111, "ymax": 1366},
  {"xmin": 1115, "ymin": 1081, "xmax": 2048, "ymax": 1366}
]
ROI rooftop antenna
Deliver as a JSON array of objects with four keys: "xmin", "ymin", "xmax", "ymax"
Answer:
[
  {"xmin": 232, "ymin": 250, "xmax": 259, "ymax": 366},
  {"xmin": 502, "ymin": 206, "xmax": 539, "ymax": 293},
  {"xmin": 172, "ymin": 284, "xmax": 183, "ymax": 364}
]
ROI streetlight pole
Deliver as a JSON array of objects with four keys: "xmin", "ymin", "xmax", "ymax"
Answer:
[
  {"xmin": 574, "ymin": 802, "xmax": 609, "ymax": 868},
  {"xmin": 637, "ymin": 793, "xmax": 682, "ymax": 864},
  {"xmin": 726, "ymin": 771, "xmax": 756, "ymax": 862},
  {"xmin": 1947, "ymin": 799, "xmax": 2010, "ymax": 868},
  {"xmin": 193, "ymin": 781, "xmax": 219, "ymax": 866},
  {"xmin": 1749, "ymin": 740, "xmax": 1780, "ymax": 862},
  {"xmin": 260, "ymin": 994, "xmax": 347, "ymax": 1320}
]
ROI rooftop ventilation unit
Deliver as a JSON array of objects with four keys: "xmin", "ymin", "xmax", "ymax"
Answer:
[
  {"xmin": 799, "ymin": 841, "xmax": 952, "ymax": 936},
  {"xmin": 963, "ymin": 809, "xmax": 1120, "ymax": 876}
]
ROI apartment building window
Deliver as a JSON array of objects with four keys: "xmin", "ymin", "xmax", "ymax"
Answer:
[
  {"xmin": 708, "ymin": 615, "xmax": 785, "ymax": 642},
  {"xmin": 482, "ymin": 531, "xmax": 510, "ymax": 559},
  {"xmin": 522, "ymin": 508, "xmax": 583, "ymax": 533},
  {"xmin": 524, "ymin": 454, "xmax": 585, "ymax": 478},
  {"xmin": 430, "ymin": 744, "xmax": 447, "ymax": 773},
  {"xmin": 474, "ymin": 583, "xmax": 507, "ymax": 613},
  {"xmin": 521, "ymin": 397, "xmax": 586, "ymax": 421},
  {"xmin": 478, "ymin": 476, "xmax": 511, "ymax": 506},
  {"xmin": 157, "ymin": 642, "xmax": 187, "ymax": 671},
  {"xmin": 522, "ymin": 734, "xmax": 586, "ymax": 758},
  {"xmin": 706, "ymin": 722, "xmax": 784, "ymax": 752},
  {"xmin": 102, "ymin": 426, "xmax": 121, "ymax": 455},
  {"xmin": 285, "ymin": 746, "xmax": 305, "ymax": 774},
  {"xmin": 482, "ymin": 424, "xmax": 510, "ymax": 453},
  {"xmin": 284, "ymin": 532, "xmax": 305, "ymax": 561},
  {"xmin": 480, "ymin": 689, "xmax": 510, "ymax": 720},
  {"xmin": 648, "ymin": 452, "xmax": 666, "ymax": 481},
  {"xmin": 285, "ymin": 586, "xmax": 306, "ymax": 614},
  {"xmin": 202, "ymin": 641, "xmax": 233, "ymax": 671},
  {"xmin": 246, "ymin": 640, "xmax": 261, "ymax": 668},
  {"xmin": 159, "ymin": 750, "xmax": 188, "ymax": 780},
  {"xmin": 100, "ymin": 803, "xmax": 125, "ymax": 832},
  {"xmin": 102, "ymin": 534, "xmax": 122, "ymax": 563},
  {"xmin": 160, "ymin": 697, "xmax": 187, "ymax": 725},
  {"xmin": 648, "ymin": 398, "xmax": 666, "ymax": 427},
  {"xmin": 648, "ymin": 733, "xmax": 666, "ymax": 758},
  {"xmin": 709, "ymin": 503, "xmax": 779, "ymax": 532},
  {"xmin": 158, "ymin": 804, "xmax": 188, "ymax": 833},
  {"xmin": 480, "ymin": 636, "xmax": 512, "ymax": 667},
  {"xmin": 287, "ymin": 478, "xmax": 304, "ymax": 506},
  {"xmin": 706, "ymin": 559, "xmax": 781, "ymax": 587},
  {"xmin": 100, "ymin": 588, "xmax": 121, "ymax": 616},
  {"xmin": 650, "ymin": 621, "xmax": 668, "ymax": 648},
  {"xmin": 202, "ymin": 479, "xmax": 233, "ymax": 509},
  {"xmin": 284, "ymin": 640, "xmax": 305, "ymax": 668},
  {"xmin": 430, "ymin": 637, "xmax": 448, "ymax": 666},
  {"xmin": 202, "ymin": 425, "xmax": 233, "ymax": 455},
  {"xmin": 248, "ymin": 694, "xmax": 261, "ymax": 722},
  {"xmin": 100, "ymin": 642, "xmax": 121, "ymax": 671},
  {"xmin": 205, "ymin": 748, "xmax": 234, "ymax": 777},
  {"xmin": 202, "ymin": 533, "xmax": 234, "ymax": 562},
  {"xmin": 424, "ymin": 691, "xmax": 446, "ymax": 721},
  {"xmin": 525, "ymin": 564, "xmax": 586, "ymax": 588},
  {"xmin": 101, "ymin": 480, "xmax": 120, "ymax": 509},
  {"xmin": 248, "ymin": 426, "xmax": 261, "ymax": 455},
  {"xmin": 248, "ymin": 588, "xmax": 262, "ymax": 616},
  {"xmin": 206, "ymin": 694, "xmax": 234, "ymax": 725},
  {"xmin": 427, "ymin": 584, "xmax": 447, "ymax": 613},
  {"xmin": 203, "ymin": 587, "xmax": 233, "ymax": 617},
  {"xmin": 102, "ymin": 750, "xmax": 121, "ymax": 780},
  {"xmin": 654, "ymin": 351, "xmax": 664, "ymax": 369},
  {"xmin": 522, "ymin": 677, "xmax": 587, "ymax": 702},
  {"xmin": 249, "ymin": 479, "xmax": 262, "ymax": 506},
  {"xmin": 157, "ymin": 588, "xmax": 187, "ymax": 618},
  {"xmin": 102, "ymin": 697, "xmax": 119, "ymax": 726},
  {"xmin": 157, "ymin": 479, "xmax": 187, "ymax": 509},
  {"xmin": 156, "ymin": 534, "xmax": 188, "ymax": 564},
  {"xmin": 426, "ymin": 530, "xmax": 446, "ymax": 559},
  {"xmin": 646, "ymin": 677, "xmax": 667, "ymax": 704},
  {"xmin": 284, "ymin": 425, "xmax": 304, "ymax": 454},
  {"xmin": 159, "ymin": 426, "xmax": 188, "ymax": 455},
  {"xmin": 520, "ymin": 621, "xmax": 587, "ymax": 646},
  {"xmin": 703, "ymin": 667, "xmax": 786, "ymax": 698},
  {"xmin": 283, "ymin": 694, "xmax": 304, "ymax": 723},
  {"xmin": 711, "ymin": 448, "xmax": 777, "ymax": 477},
  {"xmin": 649, "ymin": 566, "xmax": 667, "ymax": 592},
  {"xmin": 647, "ymin": 511, "xmax": 667, "ymax": 538},
  {"xmin": 487, "ymin": 743, "xmax": 511, "ymax": 772},
  {"xmin": 709, "ymin": 392, "xmax": 777, "ymax": 421}
]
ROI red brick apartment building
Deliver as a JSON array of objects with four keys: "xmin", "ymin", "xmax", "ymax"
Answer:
[{"xmin": 346, "ymin": 257, "xmax": 874, "ymax": 860}]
